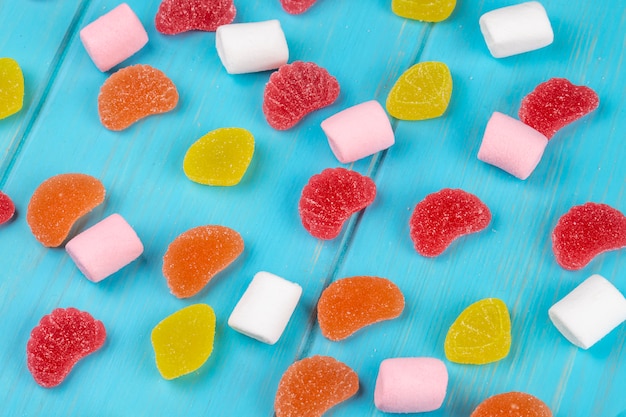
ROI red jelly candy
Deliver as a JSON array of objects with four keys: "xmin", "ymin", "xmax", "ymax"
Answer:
[
  {"xmin": 27, "ymin": 308, "xmax": 106, "ymax": 388},
  {"xmin": 155, "ymin": 0, "xmax": 236, "ymax": 35},
  {"xmin": 470, "ymin": 392, "xmax": 552, "ymax": 417},
  {"xmin": 263, "ymin": 61, "xmax": 340, "ymax": 130},
  {"xmin": 552, "ymin": 202, "xmax": 626, "ymax": 270},
  {"xmin": 280, "ymin": 0, "xmax": 317, "ymax": 14},
  {"xmin": 299, "ymin": 167, "xmax": 376, "ymax": 240},
  {"xmin": 518, "ymin": 78, "xmax": 599, "ymax": 139},
  {"xmin": 409, "ymin": 188, "xmax": 491, "ymax": 257},
  {"xmin": 0, "ymin": 191, "xmax": 15, "ymax": 225}
]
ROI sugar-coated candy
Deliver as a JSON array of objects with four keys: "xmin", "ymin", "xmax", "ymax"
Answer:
[
  {"xmin": 470, "ymin": 392, "xmax": 552, "ymax": 417},
  {"xmin": 386, "ymin": 61, "xmax": 452, "ymax": 121},
  {"xmin": 79, "ymin": 3, "xmax": 148, "ymax": 72},
  {"xmin": 0, "ymin": 57, "xmax": 24, "ymax": 119},
  {"xmin": 65, "ymin": 214, "xmax": 144, "ymax": 283},
  {"xmin": 151, "ymin": 304, "xmax": 216, "ymax": 379},
  {"xmin": 263, "ymin": 61, "xmax": 340, "ymax": 130},
  {"xmin": 374, "ymin": 357, "xmax": 447, "ymax": 413},
  {"xmin": 27, "ymin": 173, "xmax": 106, "ymax": 247},
  {"xmin": 27, "ymin": 308, "xmax": 106, "ymax": 388},
  {"xmin": 548, "ymin": 274, "xmax": 626, "ymax": 349},
  {"xmin": 444, "ymin": 298, "xmax": 511, "ymax": 364},
  {"xmin": 410, "ymin": 188, "xmax": 491, "ymax": 257},
  {"xmin": 216, "ymin": 20, "xmax": 289, "ymax": 74},
  {"xmin": 479, "ymin": 1, "xmax": 553, "ymax": 58},
  {"xmin": 320, "ymin": 100, "xmax": 395, "ymax": 164},
  {"xmin": 155, "ymin": 0, "xmax": 236, "ymax": 35},
  {"xmin": 162, "ymin": 225, "xmax": 244, "ymax": 298},
  {"xmin": 477, "ymin": 111, "xmax": 548, "ymax": 180},
  {"xmin": 299, "ymin": 167, "xmax": 376, "ymax": 240},
  {"xmin": 317, "ymin": 276, "xmax": 405, "ymax": 341},
  {"xmin": 279, "ymin": 0, "xmax": 317, "ymax": 14},
  {"xmin": 183, "ymin": 127, "xmax": 255, "ymax": 186},
  {"xmin": 552, "ymin": 202, "xmax": 626, "ymax": 270},
  {"xmin": 275, "ymin": 355, "xmax": 358, "ymax": 417},
  {"xmin": 0, "ymin": 191, "xmax": 16, "ymax": 225},
  {"xmin": 519, "ymin": 78, "xmax": 600, "ymax": 139},
  {"xmin": 228, "ymin": 271, "xmax": 302, "ymax": 345},
  {"xmin": 391, "ymin": 0, "xmax": 456, "ymax": 22},
  {"xmin": 98, "ymin": 64, "xmax": 179, "ymax": 131}
]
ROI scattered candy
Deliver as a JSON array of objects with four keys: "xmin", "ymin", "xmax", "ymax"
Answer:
[
  {"xmin": 386, "ymin": 61, "xmax": 452, "ymax": 121},
  {"xmin": 183, "ymin": 127, "xmax": 255, "ymax": 186},
  {"xmin": 552, "ymin": 202, "xmax": 626, "ymax": 270},
  {"xmin": 299, "ymin": 167, "xmax": 376, "ymax": 240},
  {"xmin": 65, "ymin": 214, "xmax": 144, "ymax": 283},
  {"xmin": 477, "ymin": 111, "xmax": 549, "ymax": 180},
  {"xmin": 519, "ymin": 78, "xmax": 600, "ymax": 139},
  {"xmin": 151, "ymin": 304, "xmax": 216, "ymax": 379},
  {"xmin": 320, "ymin": 100, "xmax": 395, "ymax": 164},
  {"xmin": 216, "ymin": 20, "xmax": 289, "ymax": 74},
  {"xmin": 228, "ymin": 271, "xmax": 302, "ymax": 345},
  {"xmin": 0, "ymin": 191, "xmax": 16, "ymax": 225},
  {"xmin": 374, "ymin": 357, "xmax": 447, "ymax": 413},
  {"xmin": 275, "ymin": 355, "xmax": 358, "ymax": 417},
  {"xmin": 409, "ymin": 188, "xmax": 491, "ymax": 257},
  {"xmin": 0, "ymin": 57, "xmax": 24, "ymax": 119},
  {"xmin": 317, "ymin": 276, "xmax": 405, "ymax": 341},
  {"xmin": 155, "ymin": 0, "xmax": 236, "ymax": 35},
  {"xmin": 279, "ymin": 0, "xmax": 317, "ymax": 15},
  {"xmin": 263, "ymin": 61, "xmax": 340, "ymax": 130},
  {"xmin": 162, "ymin": 225, "xmax": 244, "ymax": 298},
  {"xmin": 479, "ymin": 1, "xmax": 553, "ymax": 58},
  {"xmin": 26, "ymin": 308, "xmax": 106, "ymax": 388},
  {"xmin": 79, "ymin": 3, "xmax": 148, "ymax": 72},
  {"xmin": 391, "ymin": 0, "xmax": 456, "ymax": 22},
  {"xmin": 470, "ymin": 392, "xmax": 552, "ymax": 417},
  {"xmin": 444, "ymin": 298, "xmax": 511, "ymax": 365},
  {"xmin": 27, "ymin": 173, "xmax": 106, "ymax": 247},
  {"xmin": 548, "ymin": 274, "xmax": 626, "ymax": 349}
]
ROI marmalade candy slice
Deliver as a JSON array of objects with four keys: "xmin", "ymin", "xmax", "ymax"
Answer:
[
  {"xmin": 280, "ymin": 0, "xmax": 317, "ymax": 14},
  {"xmin": 155, "ymin": 0, "xmax": 236, "ymax": 35},
  {"xmin": 0, "ymin": 191, "xmax": 16, "ymax": 225},
  {"xmin": 391, "ymin": 0, "xmax": 456, "ymax": 22},
  {"xmin": 0, "ymin": 57, "xmax": 24, "ymax": 119},
  {"xmin": 470, "ymin": 392, "xmax": 552, "ymax": 417}
]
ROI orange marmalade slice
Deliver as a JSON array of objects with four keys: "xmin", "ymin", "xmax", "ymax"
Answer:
[{"xmin": 470, "ymin": 392, "xmax": 552, "ymax": 417}]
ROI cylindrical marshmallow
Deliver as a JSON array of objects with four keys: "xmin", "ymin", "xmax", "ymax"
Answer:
[
  {"xmin": 216, "ymin": 20, "xmax": 289, "ymax": 75},
  {"xmin": 549, "ymin": 274, "xmax": 626, "ymax": 349},
  {"xmin": 321, "ymin": 100, "xmax": 395, "ymax": 164},
  {"xmin": 374, "ymin": 357, "xmax": 448, "ymax": 413},
  {"xmin": 479, "ymin": 1, "xmax": 554, "ymax": 58},
  {"xmin": 79, "ymin": 3, "xmax": 149, "ymax": 72},
  {"xmin": 66, "ymin": 213, "xmax": 144, "ymax": 282},
  {"xmin": 477, "ymin": 111, "xmax": 548, "ymax": 180},
  {"xmin": 228, "ymin": 271, "xmax": 302, "ymax": 345}
]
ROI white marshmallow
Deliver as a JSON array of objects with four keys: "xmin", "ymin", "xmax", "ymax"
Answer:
[
  {"xmin": 549, "ymin": 274, "xmax": 626, "ymax": 349},
  {"xmin": 479, "ymin": 1, "xmax": 553, "ymax": 58},
  {"xmin": 228, "ymin": 271, "xmax": 302, "ymax": 344},
  {"xmin": 216, "ymin": 20, "xmax": 289, "ymax": 74}
]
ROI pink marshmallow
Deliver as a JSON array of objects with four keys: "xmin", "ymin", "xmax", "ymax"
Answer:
[
  {"xmin": 374, "ymin": 357, "xmax": 448, "ymax": 413},
  {"xmin": 477, "ymin": 111, "xmax": 548, "ymax": 180},
  {"xmin": 79, "ymin": 3, "xmax": 149, "ymax": 72},
  {"xmin": 321, "ymin": 100, "xmax": 395, "ymax": 163},
  {"xmin": 66, "ymin": 213, "xmax": 143, "ymax": 282}
]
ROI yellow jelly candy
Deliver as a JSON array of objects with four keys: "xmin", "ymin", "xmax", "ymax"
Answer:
[
  {"xmin": 386, "ymin": 61, "xmax": 452, "ymax": 121},
  {"xmin": 151, "ymin": 304, "xmax": 216, "ymax": 379},
  {"xmin": 392, "ymin": 0, "xmax": 456, "ymax": 22},
  {"xmin": 0, "ymin": 57, "xmax": 24, "ymax": 119},
  {"xmin": 444, "ymin": 298, "xmax": 511, "ymax": 365},
  {"xmin": 183, "ymin": 127, "xmax": 255, "ymax": 186}
]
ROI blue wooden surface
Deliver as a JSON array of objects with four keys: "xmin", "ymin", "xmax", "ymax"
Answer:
[{"xmin": 1, "ymin": 0, "xmax": 624, "ymax": 416}]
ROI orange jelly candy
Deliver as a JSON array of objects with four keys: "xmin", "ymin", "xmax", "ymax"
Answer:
[
  {"xmin": 317, "ymin": 276, "xmax": 405, "ymax": 341},
  {"xmin": 162, "ymin": 225, "xmax": 244, "ymax": 298},
  {"xmin": 470, "ymin": 392, "xmax": 552, "ymax": 417},
  {"xmin": 275, "ymin": 355, "xmax": 359, "ymax": 417},
  {"xmin": 27, "ymin": 173, "xmax": 105, "ymax": 247}
]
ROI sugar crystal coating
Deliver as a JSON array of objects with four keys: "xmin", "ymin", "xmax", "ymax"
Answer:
[
  {"xmin": 519, "ymin": 78, "xmax": 599, "ymax": 139},
  {"xmin": 391, "ymin": 0, "xmax": 456, "ymax": 22},
  {"xmin": 299, "ymin": 167, "xmax": 376, "ymax": 240},
  {"xmin": 162, "ymin": 225, "xmax": 244, "ymax": 298},
  {"xmin": 470, "ymin": 392, "xmax": 552, "ymax": 417},
  {"xmin": 155, "ymin": 0, "xmax": 236, "ymax": 35},
  {"xmin": 279, "ymin": 0, "xmax": 317, "ymax": 14},
  {"xmin": 275, "ymin": 355, "xmax": 359, "ymax": 417},
  {"xmin": 0, "ymin": 57, "xmax": 24, "ymax": 119},
  {"xmin": 317, "ymin": 276, "xmax": 405, "ymax": 341},
  {"xmin": 98, "ymin": 64, "xmax": 179, "ymax": 131},
  {"xmin": 552, "ymin": 202, "xmax": 626, "ymax": 270},
  {"xmin": 0, "ymin": 191, "xmax": 16, "ymax": 225},
  {"xmin": 26, "ymin": 308, "xmax": 106, "ymax": 388},
  {"xmin": 263, "ymin": 61, "xmax": 340, "ymax": 130},
  {"xmin": 27, "ymin": 173, "xmax": 106, "ymax": 247}
]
